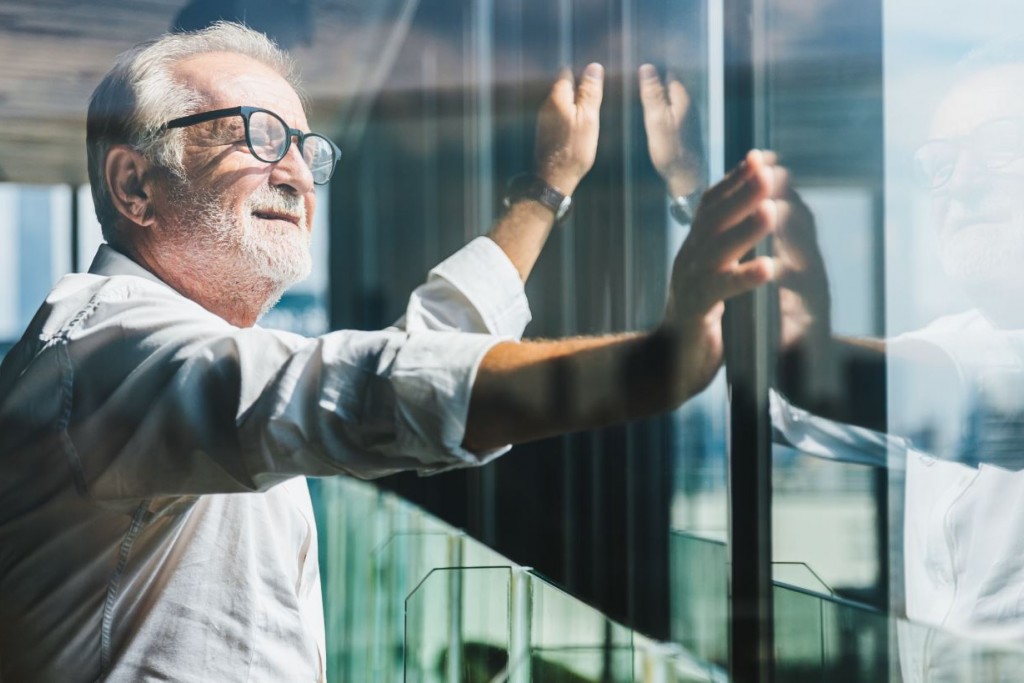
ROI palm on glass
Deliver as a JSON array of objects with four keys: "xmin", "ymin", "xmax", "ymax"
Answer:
[
  {"xmin": 663, "ymin": 149, "xmax": 779, "ymax": 397},
  {"xmin": 746, "ymin": 155, "xmax": 833, "ymax": 351},
  {"xmin": 638, "ymin": 63, "xmax": 702, "ymax": 198},
  {"xmin": 773, "ymin": 188, "xmax": 832, "ymax": 350},
  {"xmin": 534, "ymin": 63, "xmax": 605, "ymax": 195}
]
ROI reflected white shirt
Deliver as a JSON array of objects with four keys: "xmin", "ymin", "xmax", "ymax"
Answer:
[
  {"xmin": 892, "ymin": 311, "xmax": 1024, "ymax": 682},
  {"xmin": 0, "ymin": 237, "xmax": 530, "ymax": 682},
  {"xmin": 773, "ymin": 310, "xmax": 1024, "ymax": 682}
]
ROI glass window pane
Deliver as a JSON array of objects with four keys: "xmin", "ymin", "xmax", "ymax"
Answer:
[
  {"xmin": 657, "ymin": 0, "xmax": 732, "ymax": 670},
  {"xmin": 761, "ymin": 0, "xmax": 886, "ymax": 608},
  {"xmin": 885, "ymin": 0, "xmax": 1024, "ymax": 677},
  {"xmin": 763, "ymin": 0, "xmax": 1024, "ymax": 677},
  {"xmin": 76, "ymin": 184, "xmax": 104, "ymax": 271},
  {"xmin": 0, "ymin": 183, "xmax": 73, "ymax": 357}
]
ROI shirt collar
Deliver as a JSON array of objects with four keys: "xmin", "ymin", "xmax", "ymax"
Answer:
[{"xmin": 87, "ymin": 244, "xmax": 171, "ymax": 289}]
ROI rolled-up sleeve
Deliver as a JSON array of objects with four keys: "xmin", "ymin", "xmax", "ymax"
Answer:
[
  {"xmin": 237, "ymin": 326, "xmax": 508, "ymax": 485},
  {"xmin": 397, "ymin": 236, "xmax": 532, "ymax": 338},
  {"xmin": 54, "ymin": 289, "xmax": 511, "ymax": 502}
]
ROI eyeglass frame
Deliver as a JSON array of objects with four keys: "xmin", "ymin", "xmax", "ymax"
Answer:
[
  {"xmin": 912, "ymin": 117, "xmax": 1024, "ymax": 191},
  {"xmin": 161, "ymin": 105, "xmax": 342, "ymax": 185}
]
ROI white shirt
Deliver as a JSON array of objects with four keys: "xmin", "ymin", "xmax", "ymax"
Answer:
[
  {"xmin": 0, "ymin": 237, "xmax": 531, "ymax": 682},
  {"xmin": 891, "ymin": 311, "xmax": 1024, "ymax": 682},
  {"xmin": 773, "ymin": 310, "xmax": 1024, "ymax": 682}
]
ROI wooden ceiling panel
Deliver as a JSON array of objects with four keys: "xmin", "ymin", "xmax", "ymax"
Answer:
[
  {"xmin": 0, "ymin": 1, "xmax": 185, "ymax": 184},
  {"xmin": 0, "ymin": 0, "xmax": 372, "ymax": 185}
]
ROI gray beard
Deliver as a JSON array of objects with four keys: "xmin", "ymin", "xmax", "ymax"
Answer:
[
  {"xmin": 165, "ymin": 179, "xmax": 312, "ymax": 320},
  {"xmin": 939, "ymin": 228, "xmax": 1024, "ymax": 329}
]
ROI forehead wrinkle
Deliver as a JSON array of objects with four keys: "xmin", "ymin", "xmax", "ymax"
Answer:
[
  {"xmin": 172, "ymin": 52, "xmax": 308, "ymax": 128},
  {"xmin": 932, "ymin": 65, "xmax": 1024, "ymax": 139}
]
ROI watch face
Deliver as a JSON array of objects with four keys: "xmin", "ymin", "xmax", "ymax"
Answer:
[
  {"xmin": 556, "ymin": 195, "xmax": 572, "ymax": 221},
  {"xmin": 670, "ymin": 196, "xmax": 694, "ymax": 225}
]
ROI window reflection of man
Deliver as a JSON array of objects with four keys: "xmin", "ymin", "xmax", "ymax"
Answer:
[
  {"xmin": 892, "ymin": 47, "xmax": 1024, "ymax": 676},
  {"xmin": 638, "ymin": 41, "xmax": 1024, "ymax": 681},
  {"xmin": 785, "ymin": 43, "xmax": 1024, "ymax": 681},
  {"xmin": 921, "ymin": 55, "xmax": 1024, "ymax": 329}
]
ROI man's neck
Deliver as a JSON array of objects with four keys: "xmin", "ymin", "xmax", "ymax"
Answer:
[{"xmin": 121, "ymin": 239, "xmax": 274, "ymax": 328}]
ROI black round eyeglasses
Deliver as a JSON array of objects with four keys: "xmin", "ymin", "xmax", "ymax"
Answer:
[{"xmin": 162, "ymin": 105, "xmax": 341, "ymax": 185}]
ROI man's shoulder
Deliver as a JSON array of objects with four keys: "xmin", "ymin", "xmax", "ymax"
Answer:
[
  {"xmin": 44, "ymin": 270, "xmax": 226, "ymax": 342},
  {"xmin": 2, "ymin": 270, "xmax": 228, "ymax": 380}
]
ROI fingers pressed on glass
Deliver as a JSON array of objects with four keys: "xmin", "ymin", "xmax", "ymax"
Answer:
[
  {"xmin": 579, "ymin": 63, "xmax": 604, "ymax": 97},
  {"xmin": 702, "ymin": 148, "xmax": 776, "ymax": 207},
  {"xmin": 667, "ymin": 78, "xmax": 690, "ymax": 121},
  {"xmin": 697, "ymin": 166, "xmax": 771, "ymax": 235},
  {"xmin": 700, "ymin": 154, "xmax": 756, "ymax": 206},
  {"xmin": 549, "ymin": 69, "xmax": 576, "ymax": 106},
  {"xmin": 704, "ymin": 199, "xmax": 776, "ymax": 265},
  {"xmin": 638, "ymin": 64, "xmax": 667, "ymax": 102},
  {"xmin": 720, "ymin": 150, "xmax": 773, "ymax": 200},
  {"xmin": 716, "ymin": 256, "xmax": 777, "ymax": 301},
  {"xmin": 773, "ymin": 198, "xmax": 795, "ymax": 234},
  {"xmin": 769, "ymin": 164, "xmax": 790, "ymax": 199}
]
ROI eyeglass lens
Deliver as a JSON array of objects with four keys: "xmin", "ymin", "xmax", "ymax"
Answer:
[
  {"xmin": 247, "ymin": 110, "xmax": 336, "ymax": 184},
  {"xmin": 913, "ymin": 119, "xmax": 1024, "ymax": 190}
]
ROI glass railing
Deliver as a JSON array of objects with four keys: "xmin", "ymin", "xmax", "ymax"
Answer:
[
  {"xmin": 773, "ymin": 583, "xmax": 888, "ymax": 682},
  {"xmin": 314, "ymin": 477, "xmax": 1024, "ymax": 681},
  {"xmin": 314, "ymin": 477, "xmax": 726, "ymax": 682},
  {"xmin": 673, "ymin": 532, "xmax": 1024, "ymax": 682},
  {"xmin": 669, "ymin": 531, "xmax": 728, "ymax": 673}
]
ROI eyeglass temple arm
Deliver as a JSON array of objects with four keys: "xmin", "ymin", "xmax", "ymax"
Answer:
[{"xmin": 163, "ymin": 106, "xmax": 245, "ymax": 130}]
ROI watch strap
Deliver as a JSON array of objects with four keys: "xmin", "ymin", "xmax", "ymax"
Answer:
[
  {"xmin": 503, "ymin": 173, "xmax": 573, "ymax": 223},
  {"xmin": 669, "ymin": 188, "xmax": 705, "ymax": 226}
]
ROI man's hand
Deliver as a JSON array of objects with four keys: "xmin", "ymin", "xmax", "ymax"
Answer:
[
  {"xmin": 770, "ymin": 165, "xmax": 833, "ymax": 350},
  {"xmin": 534, "ymin": 63, "xmax": 604, "ymax": 195},
  {"xmin": 485, "ymin": 64, "xmax": 604, "ymax": 283},
  {"xmin": 465, "ymin": 150, "xmax": 779, "ymax": 453},
  {"xmin": 638, "ymin": 63, "xmax": 701, "ymax": 198},
  {"xmin": 662, "ymin": 149, "xmax": 778, "ymax": 398},
  {"xmin": 766, "ymin": 162, "xmax": 893, "ymax": 429}
]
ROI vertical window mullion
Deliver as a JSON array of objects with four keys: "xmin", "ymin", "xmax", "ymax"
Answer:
[{"xmin": 723, "ymin": 0, "xmax": 775, "ymax": 680}]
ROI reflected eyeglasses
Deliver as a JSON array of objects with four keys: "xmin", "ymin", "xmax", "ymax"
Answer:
[
  {"xmin": 162, "ymin": 106, "xmax": 342, "ymax": 185},
  {"xmin": 913, "ymin": 117, "xmax": 1024, "ymax": 190}
]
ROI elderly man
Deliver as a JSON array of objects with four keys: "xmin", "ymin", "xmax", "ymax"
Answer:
[{"xmin": 0, "ymin": 22, "xmax": 776, "ymax": 682}]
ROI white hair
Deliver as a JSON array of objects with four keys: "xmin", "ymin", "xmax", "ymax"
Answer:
[{"xmin": 86, "ymin": 21, "xmax": 300, "ymax": 246}]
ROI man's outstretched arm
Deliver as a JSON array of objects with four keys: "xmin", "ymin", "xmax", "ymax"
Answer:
[
  {"xmin": 487, "ymin": 63, "xmax": 605, "ymax": 282},
  {"xmin": 465, "ymin": 149, "xmax": 778, "ymax": 451},
  {"xmin": 391, "ymin": 65, "xmax": 604, "ymax": 339}
]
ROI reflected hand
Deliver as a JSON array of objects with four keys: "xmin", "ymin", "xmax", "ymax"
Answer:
[
  {"xmin": 769, "ymin": 162, "xmax": 832, "ymax": 349},
  {"xmin": 638, "ymin": 63, "xmax": 701, "ymax": 197},
  {"xmin": 663, "ymin": 149, "xmax": 777, "ymax": 397},
  {"xmin": 534, "ymin": 63, "xmax": 605, "ymax": 196}
]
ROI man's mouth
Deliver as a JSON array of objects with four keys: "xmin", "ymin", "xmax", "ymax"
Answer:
[
  {"xmin": 252, "ymin": 209, "xmax": 301, "ymax": 226},
  {"xmin": 941, "ymin": 198, "xmax": 1017, "ymax": 237},
  {"xmin": 946, "ymin": 212, "xmax": 1015, "ymax": 237}
]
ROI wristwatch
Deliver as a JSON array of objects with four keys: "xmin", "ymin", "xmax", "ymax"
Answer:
[
  {"xmin": 503, "ymin": 173, "xmax": 573, "ymax": 223},
  {"xmin": 669, "ymin": 188, "xmax": 705, "ymax": 226}
]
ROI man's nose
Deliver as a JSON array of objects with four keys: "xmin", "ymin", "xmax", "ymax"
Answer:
[{"xmin": 270, "ymin": 138, "xmax": 315, "ymax": 196}]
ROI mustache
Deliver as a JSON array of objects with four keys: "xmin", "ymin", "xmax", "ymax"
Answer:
[{"xmin": 245, "ymin": 186, "xmax": 307, "ymax": 225}]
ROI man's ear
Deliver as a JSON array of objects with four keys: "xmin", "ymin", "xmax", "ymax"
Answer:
[{"xmin": 105, "ymin": 145, "xmax": 158, "ymax": 227}]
